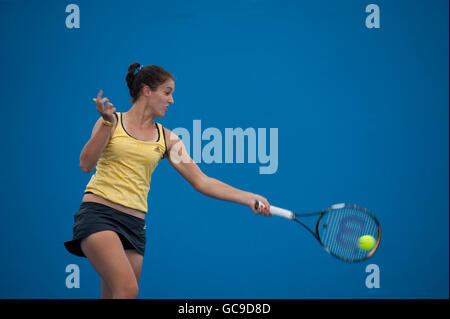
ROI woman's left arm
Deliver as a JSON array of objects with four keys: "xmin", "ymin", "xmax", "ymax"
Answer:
[{"xmin": 164, "ymin": 128, "xmax": 271, "ymax": 216}]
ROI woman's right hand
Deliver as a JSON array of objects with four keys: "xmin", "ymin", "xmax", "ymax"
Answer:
[
  {"xmin": 93, "ymin": 90, "xmax": 116, "ymax": 123},
  {"xmin": 249, "ymin": 195, "xmax": 272, "ymax": 217}
]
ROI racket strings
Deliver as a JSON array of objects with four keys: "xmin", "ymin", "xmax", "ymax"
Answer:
[{"xmin": 319, "ymin": 206, "xmax": 379, "ymax": 261}]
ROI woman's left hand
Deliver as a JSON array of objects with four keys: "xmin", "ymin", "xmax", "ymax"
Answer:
[{"xmin": 248, "ymin": 195, "xmax": 272, "ymax": 217}]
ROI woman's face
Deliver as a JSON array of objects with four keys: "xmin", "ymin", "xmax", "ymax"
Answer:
[{"xmin": 142, "ymin": 79, "xmax": 175, "ymax": 117}]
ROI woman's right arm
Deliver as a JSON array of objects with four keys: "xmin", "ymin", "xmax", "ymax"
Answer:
[{"xmin": 79, "ymin": 90, "xmax": 117, "ymax": 173}]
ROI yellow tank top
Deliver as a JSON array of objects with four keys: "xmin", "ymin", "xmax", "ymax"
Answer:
[{"xmin": 85, "ymin": 112, "xmax": 167, "ymax": 213}]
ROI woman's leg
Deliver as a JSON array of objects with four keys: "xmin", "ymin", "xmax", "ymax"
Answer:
[
  {"xmin": 80, "ymin": 230, "xmax": 139, "ymax": 299},
  {"xmin": 101, "ymin": 249, "xmax": 144, "ymax": 298}
]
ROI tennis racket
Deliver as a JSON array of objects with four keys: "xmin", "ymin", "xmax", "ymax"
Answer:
[{"xmin": 255, "ymin": 201, "xmax": 381, "ymax": 262}]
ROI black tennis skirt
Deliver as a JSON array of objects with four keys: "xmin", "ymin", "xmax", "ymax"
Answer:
[{"xmin": 64, "ymin": 201, "xmax": 146, "ymax": 257}]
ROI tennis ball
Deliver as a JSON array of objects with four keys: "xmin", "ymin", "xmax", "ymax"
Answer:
[{"xmin": 357, "ymin": 235, "xmax": 376, "ymax": 251}]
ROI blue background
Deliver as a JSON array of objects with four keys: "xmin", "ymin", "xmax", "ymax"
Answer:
[{"xmin": 0, "ymin": 0, "xmax": 448, "ymax": 299}]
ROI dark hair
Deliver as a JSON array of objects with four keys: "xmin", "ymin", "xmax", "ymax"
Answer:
[{"xmin": 126, "ymin": 63, "xmax": 175, "ymax": 103}]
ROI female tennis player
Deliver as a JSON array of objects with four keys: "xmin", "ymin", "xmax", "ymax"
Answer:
[{"xmin": 64, "ymin": 63, "xmax": 272, "ymax": 299}]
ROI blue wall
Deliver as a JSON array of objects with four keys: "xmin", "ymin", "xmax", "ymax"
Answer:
[{"xmin": 0, "ymin": 0, "xmax": 448, "ymax": 298}]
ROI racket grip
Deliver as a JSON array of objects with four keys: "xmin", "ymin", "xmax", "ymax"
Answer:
[{"xmin": 255, "ymin": 201, "xmax": 294, "ymax": 220}]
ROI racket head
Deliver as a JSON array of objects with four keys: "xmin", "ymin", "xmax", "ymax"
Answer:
[{"xmin": 315, "ymin": 203, "xmax": 381, "ymax": 263}]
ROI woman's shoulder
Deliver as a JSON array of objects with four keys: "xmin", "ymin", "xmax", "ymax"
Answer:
[{"xmin": 160, "ymin": 126, "xmax": 181, "ymax": 151}]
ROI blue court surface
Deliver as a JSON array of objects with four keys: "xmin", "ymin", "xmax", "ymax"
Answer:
[{"xmin": 0, "ymin": 0, "xmax": 448, "ymax": 299}]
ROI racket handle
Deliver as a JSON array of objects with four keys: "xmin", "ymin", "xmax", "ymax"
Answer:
[{"xmin": 255, "ymin": 201, "xmax": 295, "ymax": 220}]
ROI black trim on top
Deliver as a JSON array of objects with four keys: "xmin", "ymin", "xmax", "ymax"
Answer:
[
  {"xmin": 120, "ymin": 112, "xmax": 160, "ymax": 143},
  {"xmin": 161, "ymin": 125, "xmax": 168, "ymax": 159},
  {"xmin": 155, "ymin": 122, "xmax": 161, "ymax": 142},
  {"xmin": 154, "ymin": 122, "xmax": 161, "ymax": 143}
]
